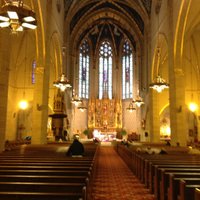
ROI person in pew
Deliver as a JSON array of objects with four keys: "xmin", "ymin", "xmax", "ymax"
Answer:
[{"xmin": 66, "ymin": 138, "xmax": 85, "ymax": 157}]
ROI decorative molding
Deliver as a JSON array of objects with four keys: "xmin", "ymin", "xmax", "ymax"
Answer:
[
  {"xmin": 174, "ymin": 68, "xmax": 184, "ymax": 76},
  {"xmin": 155, "ymin": 0, "xmax": 162, "ymax": 14},
  {"xmin": 56, "ymin": 0, "xmax": 61, "ymax": 13},
  {"xmin": 35, "ymin": 67, "xmax": 44, "ymax": 74}
]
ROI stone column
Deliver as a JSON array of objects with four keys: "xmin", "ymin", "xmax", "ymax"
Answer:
[
  {"xmin": 0, "ymin": 32, "xmax": 10, "ymax": 152},
  {"xmin": 149, "ymin": 91, "xmax": 160, "ymax": 142},
  {"xmin": 31, "ymin": 2, "xmax": 51, "ymax": 144}
]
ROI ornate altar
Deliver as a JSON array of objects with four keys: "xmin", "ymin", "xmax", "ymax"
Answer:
[{"xmin": 88, "ymin": 98, "xmax": 122, "ymax": 132}]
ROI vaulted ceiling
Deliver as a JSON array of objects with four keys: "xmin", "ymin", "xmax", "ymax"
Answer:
[{"xmin": 64, "ymin": 0, "xmax": 152, "ymax": 54}]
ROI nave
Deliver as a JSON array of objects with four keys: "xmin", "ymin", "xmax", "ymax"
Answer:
[
  {"xmin": 1, "ymin": 141, "xmax": 200, "ymax": 200},
  {"xmin": 0, "ymin": 142, "xmax": 155, "ymax": 200},
  {"xmin": 91, "ymin": 145, "xmax": 155, "ymax": 200}
]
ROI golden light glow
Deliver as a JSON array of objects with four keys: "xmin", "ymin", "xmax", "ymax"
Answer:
[
  {"xmin": 19, "ymin": 100, "xmax": 28, "ymax": 110},
  {"xmin": 160, "ymin": 125, "xmax": 171, "ymax": 138},
  {"xmin": 189, "ymin": 102, "xmax": 198, "ymax": 112}
]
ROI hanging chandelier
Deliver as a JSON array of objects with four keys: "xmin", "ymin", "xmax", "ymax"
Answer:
[
  {"xmin": 132, "ymin": 96, "xmax": 144, "ymax": 107},
  {"xmin": 126, "ymin": 102, "xmax": 136, "ymax": 113},
  {"xmin": 0, "ymin": 0, "xmax": 37, "ymax": 33},
  {"xmin": 149, "ymin": 75, "xmax": 169, "ymax": 93},
  {"xmin": 78, "ymin": 102, "xmax": 87, "ymax": 112},
  {"xmin": 53, "ymin": 73, "xmax": 72, "ymax": 92},
  {"xmin": 71, "ymin": 90, "xmax": 82, "ymax": 107}
]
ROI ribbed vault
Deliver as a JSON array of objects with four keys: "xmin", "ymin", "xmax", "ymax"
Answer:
[{"xmin": 64, "ymin": 0, "xmax": 151, "ymax": 55}]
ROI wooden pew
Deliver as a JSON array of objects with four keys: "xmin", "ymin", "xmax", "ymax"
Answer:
[
  {"xmin": 153, "ymin": 167, "xmax": 200, "ymax": 199},
  {"xmin": 0, "ymin": 191, "xmax": 85, "ymax": 200},
  {"xmin": 0, "ymin": 169, "xmax": 91, "ymax": 176},
  {"xmin": 195, "ymin": 188, "xmax": 200, "ymax": 200},
  {"xmin": 146, "ymin": 159, "xmax": 200, "ymax": 189},
  {"xmin": 168, "ymin": 176, "xmax": 200, "ymax": 200},
  {"xmin": 0, "ymin": 165, "xmax": 92, "ymax": 171},
  {"xmin": 0, "ymin": 174, "xmax": 88, "ymax": 183},
  {"xmin": 152, "ymin": 165, "xmax": 200, "ymax": 196},
  {"xmin": 0, "ymin": 143, "xmax": 98, "ymax": 200},
  {"xmin": 178, "ymin": 180, "xmax": 200, "ymax": 200}
]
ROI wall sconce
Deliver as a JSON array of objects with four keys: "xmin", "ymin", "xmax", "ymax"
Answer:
[
  {"xmin": 188, "ymin": 102, "xmax": 198, "ymax": 112},
  {"xmin": 37, "ymin": 103, "xmax": 45, "ymax": 111}
]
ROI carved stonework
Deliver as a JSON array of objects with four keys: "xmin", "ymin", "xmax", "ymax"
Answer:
[
  {"xmin": 155, "ymin": 0, "xmax": 162, "ymax": 14},
  {"xmin": 56, "ymin": 0, "xmax": 61, "ymax": 13},
  {"xmin": 88, "ymin": 98, "xmax": 122, "ymax": 131}
]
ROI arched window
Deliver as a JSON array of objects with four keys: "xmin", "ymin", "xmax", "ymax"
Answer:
[
  {"xmin": 32, "ymin": 60, "xmax": 36, "ymax": 84},
  {"xmin": 79, "ymin": 40, "xmax": 90, "ymax": 99},
  {"xmin": 99, "ymin": 41, "xmax": 112, "ymax": 99},
  {"xmin": 122, "ymin": 40, "xmax": 133, "ymax": 99}
]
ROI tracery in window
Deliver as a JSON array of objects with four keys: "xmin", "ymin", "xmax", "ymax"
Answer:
[
  {"xmin": 79, "ymin": 40, "xmax": 90, "ymax": 99},
  {"xmin": 99, "ymin": 41, "xmax": 112, "ymax": 99},
  {"xmin": 122, "ymin": 40, "xmax": 133, "ymax": 99}
]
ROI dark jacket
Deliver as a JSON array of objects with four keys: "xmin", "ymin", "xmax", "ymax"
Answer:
[{"xmin": 66, "ymin": 139, "xmax": 84, "ymax": 156}]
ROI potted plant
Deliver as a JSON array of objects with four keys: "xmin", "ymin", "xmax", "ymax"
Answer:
[
  {"xmin": 120, "ymin": 129, "xmax": 127, "ymax": 136},
  {"xmin": 83, "ymin": 129, "xmax": 89, "ymax": 138}
]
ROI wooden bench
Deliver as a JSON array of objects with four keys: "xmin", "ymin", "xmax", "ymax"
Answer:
[
  {"xmin": 0, "ymin": 191, "xmax": 85, "ymax": 200},
  {"xmin": 0, "ymin": 169, "xmax": 91, "ymax": 176},
  {"xmin": 0, "ymin": 165, "xmax": 92, "ymax": 171},
  {"xmin": 150, "ymin": 165, "xmax": 200, "ymax": 194},
  {"xmin": 0, "ymin": 174, "xmax": 88, "ymax": 183},
  {"xmin": 168, "ymin": 176, "xmax": 200, "ymax": 200},
  {"xmin": 146, "ymin": 159, "xmax": 200, "ymax": 188},
  {"xmin": 195, "ymin": 188, "xmax": 200, "ymax": 200},
  {"xmin": 153, "ymin": 167, "xmax": 200, "ymax": 199},
  {"xmin": 178, "ymin": 180, "xmax": 200, "ymax": 200},
  {"xmin": 0, "ymin": 143, "xmax": 99, "ymax": 200}
]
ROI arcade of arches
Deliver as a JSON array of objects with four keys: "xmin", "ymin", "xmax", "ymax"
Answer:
[{"xmin": 1, "ymin": 0, "xmax": 200, "ymax": 152}]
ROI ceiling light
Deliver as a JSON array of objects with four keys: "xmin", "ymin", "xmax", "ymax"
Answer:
[
  {"xmin": 71, "ymin": 93, "xmax": 82, "ymax": 107},
  {"xmin": 126, "ymin": 102, "xmax": 136, "ymax": 113},
  {"xmin": 149, "ymin": 75, "xmax": 169, "ymax": 93},
  {"xmin": 53, "ymin": 73, "xmax": 72, "ymax": 91},
  {"xmin": 132, "ymin": 96, "xmax": 144, "ymax": 107},
  {"xmin": 0, "ymin": 0, "xmax": 37, "ymax": 33}
]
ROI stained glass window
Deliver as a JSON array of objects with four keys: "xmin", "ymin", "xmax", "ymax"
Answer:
[
  {"xmin": 32, "ymin": 60, "xmax": 36, "ymax": 84},
  {"xmin": 122, "ymin": 40, "xmax": 133, "ymax": 99},
  {"xmin": 99, "ymin": 41, "xmax": 112, "ymax": 99},
  {"xmin": 79, "ymin": 40, "xmax": 90, "ymax": 99}
]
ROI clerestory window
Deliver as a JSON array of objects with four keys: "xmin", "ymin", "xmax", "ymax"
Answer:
[
  {"xmin": 78, "ymin": 40, "xmax": 90, "ymax": 99},
  {"xmin": 122, "ymin": 40, "xmax": 133, "ymax": 99}
]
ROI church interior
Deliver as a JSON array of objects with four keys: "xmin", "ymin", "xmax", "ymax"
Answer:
[{"xmin": 1, "ymin": 0, "xmax": 200, "ymax": 199}]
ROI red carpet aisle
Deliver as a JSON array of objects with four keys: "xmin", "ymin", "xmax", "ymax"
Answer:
[{"xmin": 90, "ymin": 146, "xmax": 155, "ymax": 200}]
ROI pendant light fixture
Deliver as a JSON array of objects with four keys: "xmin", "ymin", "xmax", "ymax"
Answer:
[
  {"xmin": 0, "ymin": 0, "xmax": 37, "ymax": 33},
  {"xmin": 71, "ymin": 89, "xmax": 82, "ymax": 106},
  {"xmin": 132, "ymin": 96, "xmax": 144, "ymax": 107},
  {"xmin": 53, "ymin": 46, "xmax": 71, "ymax": 91},
  {"xmin": 78, "ymin": 101, "xmax": 87, "ymax": 112},
  {"xmin": 149, "ymin": 7, "xmax": 169, "ymax": 93},
  {"xmin": 53, "ymin": 73, "xmax": 71, "ymax": 91},
  {"xmin": 126, "ymin": 101, "xmax": 136, "ymax": 113}
]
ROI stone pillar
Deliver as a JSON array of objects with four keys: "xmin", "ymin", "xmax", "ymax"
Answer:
[
  {"xmin": 32, "ymin": 64, "xmax": 49, "ymax": 144},
  {"xmin": 169, "ymin": 69, "xmax": 187, "ymax": 146},
  {"xmin": 149, "ymin": 91, "xmax": 160, "ymax": 142},
  {"xmin": 0, "ymin": 32, "xmax": 10, "ymax": 152},
  {"xmin": 31, "ymin": 2, "xmax": 51, "ymax": 145},
  {"xmin": 167, "ymin": 1, "xmax": 188, "ymax": 146}
]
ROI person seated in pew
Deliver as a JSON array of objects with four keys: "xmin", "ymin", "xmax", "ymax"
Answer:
[{"xmin": 66, "ymin": 137, "xmax": 85, "ymax": 157}]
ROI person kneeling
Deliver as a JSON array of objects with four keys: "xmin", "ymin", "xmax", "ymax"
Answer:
[{"xmin": 66, "ymin": 138, "xmax": 85, "ymax": 157}]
